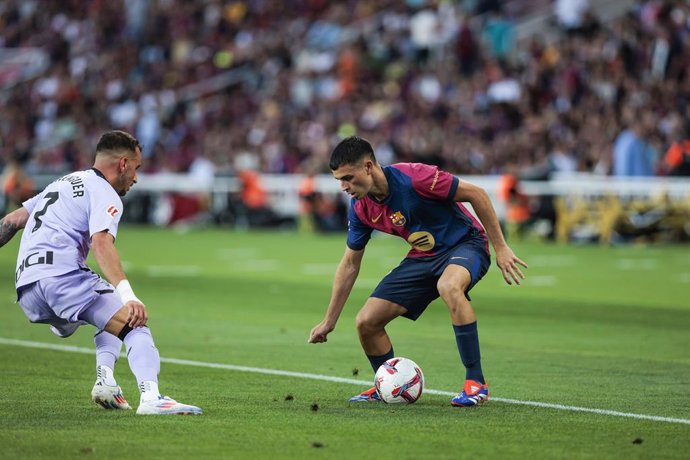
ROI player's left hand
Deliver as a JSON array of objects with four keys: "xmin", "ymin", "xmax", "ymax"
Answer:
[
  {"xmin": 495, "ymin": 246, "xmax": 528, "ymax": 286},
  {"xmin": 125, "ymin": 300, "xmax": 148, "ymax": 328}
]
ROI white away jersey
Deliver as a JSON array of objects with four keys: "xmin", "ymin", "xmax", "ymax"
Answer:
[{"xmin": 15, "ymin": 169, "xmax": 123, "ymax": 289}]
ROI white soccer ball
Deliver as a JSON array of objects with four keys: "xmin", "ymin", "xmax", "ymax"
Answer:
[{"xmin": 374, "ymin": 357, "xmax": 424, "ymax": 404}]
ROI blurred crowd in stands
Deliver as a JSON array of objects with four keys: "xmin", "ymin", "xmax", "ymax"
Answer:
[{"xmin": 2, "ymin": 0, "xmax": 690, "ymax": 184}]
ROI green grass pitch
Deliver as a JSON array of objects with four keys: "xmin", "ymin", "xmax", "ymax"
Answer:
[{"xmin": 1, "ymin": 227, "xmax": 689, "ymax": 459}]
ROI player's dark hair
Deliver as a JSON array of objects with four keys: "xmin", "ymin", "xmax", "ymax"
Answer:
[
  {"xmin": 96, "ymin": 130, "xmax": 142, "ymax": 157},
  {"xmin": 329, "ymin": 136, "xmax": 377, "ymax": 170}
]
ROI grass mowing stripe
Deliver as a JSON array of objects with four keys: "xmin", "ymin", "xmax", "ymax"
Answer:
[
  {"xmin": 145, "ymin": 265, "xmax": 202, "ymax": 277},
  {"xmin": 2, "ymin": 337, "xmax": 689, "ymax": 426}
]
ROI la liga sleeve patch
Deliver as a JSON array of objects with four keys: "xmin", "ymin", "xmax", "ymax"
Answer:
[{"xmin": 106, "ymin": 205, "xmax": 119, "ymax": 217}]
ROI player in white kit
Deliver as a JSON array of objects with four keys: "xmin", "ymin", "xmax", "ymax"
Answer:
[{"xmin": 0, "ymin": 130, "xmax": 202, "ymax": 415}]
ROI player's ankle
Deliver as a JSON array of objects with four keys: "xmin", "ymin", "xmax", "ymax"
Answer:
[
  {"xmin": 139, "ymin": 380, "xmax": 161, "ymax": 402},
  {"xmin": 96, "ymin": 365, "xmax": 117, "ymax": 386}
]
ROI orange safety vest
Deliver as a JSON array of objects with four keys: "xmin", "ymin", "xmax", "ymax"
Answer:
[
  {"xmin": 664, "ymin": 140, "xmax": 690, "ymax": 168},
  {"xmin": 239, "ymin": 171, "xmax": 268, "ymax": 209},
  {"xmin": 497, "ymin": 174, "xmax": 531, "ymax": 223},
  {"xmin": 298, "ymin": 176, "xmax": 316, "ymax": 214}
]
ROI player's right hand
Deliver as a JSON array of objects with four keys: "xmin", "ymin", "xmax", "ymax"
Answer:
[
  {"xmin": 308, "ymin": 320, "xmax": 334, "ymax": 344},
  {"xmin": 495, "ymin": 245, "xmax": 528, "ymax": 286},
  {"xmin": 126, "ymin": 300, "xmax": 148, "ymax": 328}
]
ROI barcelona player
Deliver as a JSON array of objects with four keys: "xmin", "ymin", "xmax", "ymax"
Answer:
[{"xmin": 309, "ymin": 136, "xmax": 527, "ymax": 406}]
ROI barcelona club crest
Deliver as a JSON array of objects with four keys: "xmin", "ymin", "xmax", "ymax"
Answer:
[{"xmin": 389, "ymin": 211, "xmax": 406, "ymax": 226}]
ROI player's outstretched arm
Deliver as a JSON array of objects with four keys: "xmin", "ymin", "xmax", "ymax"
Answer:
[
  {"xmin": 91, "ymin": 230, "xmax": 148, "ymax": 327},
  {"xmin": 308, "ymin": 247, "xmax": 364, "ymax": 344},
  {"xmin": 0, "ymin": 207, "xmax": 29, "ymax": 248},
  {"xmin": 455, "ymin": 179, "xmax": 528, "ymax": 285}
]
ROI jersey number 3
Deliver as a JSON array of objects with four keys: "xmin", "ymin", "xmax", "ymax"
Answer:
[{"xmin": 32, "ymin": 192, "xmax": 59, "ymax": 233}]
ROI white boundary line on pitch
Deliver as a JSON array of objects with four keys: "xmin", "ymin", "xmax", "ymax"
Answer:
[{"xmin": 1, "ymin": 337, "xmax": 689, "ymax": 426}]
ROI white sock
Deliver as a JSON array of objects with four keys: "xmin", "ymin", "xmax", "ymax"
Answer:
[
  {"xmin": 96, "ymin": 365, "xmax": 118, "ymax": 386},
  {"xmin": 94, "ymin": 330, "xmax": 122, "ymax": 370},
  {"xmin": 139, "ymin": 380, "xmax": 161, "ymax": 402},
  {"xmin": 123, "ymin": 327, "xmax": 160, "ymax": 384}
]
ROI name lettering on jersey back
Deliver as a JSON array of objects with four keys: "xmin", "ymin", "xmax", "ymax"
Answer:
[
  {"xmin": 58, "ymin": 174, "xmax": 85, "ymax": 198},
  {"xmin": 16, "ymin": 251, "xmax": 54, "ymax": 282}
]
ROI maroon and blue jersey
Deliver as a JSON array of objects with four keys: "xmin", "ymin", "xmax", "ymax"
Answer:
[{"xmin": 347, "ymin": 163, "xmax": 488, "ymax": 258}]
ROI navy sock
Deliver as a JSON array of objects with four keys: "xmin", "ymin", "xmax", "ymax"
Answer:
[
  {"xmin": 453, "ymin": 322, "xmax": 485, "ymax": 384},
  {"xmin": 366, "ymin": 347, "xmax": 394, "ymax": 373}
]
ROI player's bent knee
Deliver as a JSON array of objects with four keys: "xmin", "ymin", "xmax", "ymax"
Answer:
[
  {"xmin": 355, "ymin": 312, "xmax": 381, "ymax": 335},
  {"xmin": 356, "ymin": 299, "xmax": 406, "ymax": 335},
  {"xmin": 356, "ymin": 310, "xmax": 397, "ymax": 335},
  {"xmin": 436, "ymin": 278, "xmax": 449, "ymax": 297},
  {"xmin": 103, "ymin": 306, "xmax": 132, "ymax": 337},
  {"xmin": 354, "ymin": 312, "xmax": 371, "ymax": 332},
  {"xmin": 437, "ymin": 278, "xmax": 464, "ymax": 298}
]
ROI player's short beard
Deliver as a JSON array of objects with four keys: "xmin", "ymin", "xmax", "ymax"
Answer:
[{"xmin": 117, "ymin": 173, "xmax": 128, "ymax": 196}]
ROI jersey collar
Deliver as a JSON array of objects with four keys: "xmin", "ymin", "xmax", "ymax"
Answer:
[{"xmin": 91, "ymin": 168, "xmax": 107, "ymax": 180}]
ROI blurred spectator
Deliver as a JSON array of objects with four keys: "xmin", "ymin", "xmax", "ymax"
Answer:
[
  {"xmin": 298, "ymin": 170, "xmax": 317, "ymax": 233},
  {"xmin": 547, "ymin": 137, "xmax": 579, "ymax": 175},
  {"xmin": 312, "ymin": 191, "xmax": 348, "ymax": 233},
  {"xmin": 497, "ymin": 172, "xmax": 531, "ymax": 239},
  {"xmin": 298, "ymin": 169, "xmax": 347, "ymax": 233},
  {"xmin": 2, "ymin": 152, "xmax": 35, "ymax": 213},
  {"xmin": 188, "ymin": 151, "xmax": 216, "ymax": 182},
  {"xmin": 481, "ymin": 8, "xmax": 516, "ymax": 63},
  {"xmin": 238, "ymin": 169, "xmax": 268, "ymax": 212},
  {"xmin": 0, "ymin": 0, "xmax": 689, "ymax": 186},
  {"xmin": 554, "ymin": 0, "xmax": 594, "ymax": 35},
  {"xmin": 455, "ymin": 15, "xmax": 480, "ymax": 77},
  {"xmin": 612, "ymin": 110, "xmax": 656, "ymax": 177},
  {"xmin": 663, "ymin": 127, "xmax": 690, "ymax": 176},
  {"xmin": 236, "ymin": 169, "xmax": 293, "ymax": 228}
]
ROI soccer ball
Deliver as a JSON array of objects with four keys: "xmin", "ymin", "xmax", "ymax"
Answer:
[{"xmin": 374, "ymin": 357, "xmax": 424, "ymax": 404}]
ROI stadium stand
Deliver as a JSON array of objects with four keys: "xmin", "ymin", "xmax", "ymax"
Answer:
[{"xmin": 1, "ymin": 0, "xmax": 689, "ymax": 240}]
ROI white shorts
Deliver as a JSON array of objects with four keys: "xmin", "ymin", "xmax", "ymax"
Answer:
[{"xmin": 17, "ymin": 269, "xmax": 123, "ymax": 332}]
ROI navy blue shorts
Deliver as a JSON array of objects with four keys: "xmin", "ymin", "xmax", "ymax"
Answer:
[{"xmin": 370, "ymin": 237, "xmax": 490, "ymax": 321}]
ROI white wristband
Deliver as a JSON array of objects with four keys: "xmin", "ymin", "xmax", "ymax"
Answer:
[{"xmin": 116, "ymin": 280, "xmax": 140, "ymax": 304}]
